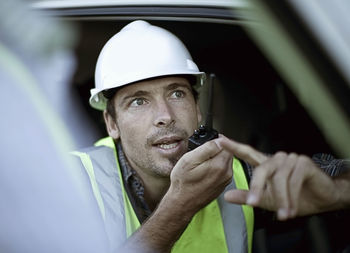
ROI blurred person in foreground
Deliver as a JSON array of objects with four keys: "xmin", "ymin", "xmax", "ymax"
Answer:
[
  {"xmin": 0, "ymin": 0, "xmax": 108, "ymax": 252},
  {"xmin": 73, "ymin": 20, "xmax": 349, "ymax": 253}
]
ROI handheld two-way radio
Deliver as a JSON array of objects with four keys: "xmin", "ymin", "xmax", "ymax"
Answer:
[{"xmin": 188, "ymin": 73, "xmax": 219, "ymax": 151}]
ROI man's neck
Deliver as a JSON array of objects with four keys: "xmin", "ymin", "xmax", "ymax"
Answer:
[{"xmin": 116, "ymin": 140, "xmax": 170, "ymax": 212}]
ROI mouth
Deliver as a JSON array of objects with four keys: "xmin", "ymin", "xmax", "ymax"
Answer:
[{"xmin": 152, "ymin": 136, "xmax": 184, "ymax": 150}]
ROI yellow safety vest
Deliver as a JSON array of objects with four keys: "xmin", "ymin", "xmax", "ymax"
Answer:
[{"xmin": 73, "ymin": 137, "xmax": 254, "ymax": 253}]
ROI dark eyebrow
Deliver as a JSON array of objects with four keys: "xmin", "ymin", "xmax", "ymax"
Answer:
[{"xmin": 166, "ymin": 82, "xmax": 192, "ymax": 92}]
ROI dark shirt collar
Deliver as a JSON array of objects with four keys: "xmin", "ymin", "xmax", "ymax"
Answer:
[{"xmin": 116, "ymin": 141, "xmax": 152, "ymax": 223}]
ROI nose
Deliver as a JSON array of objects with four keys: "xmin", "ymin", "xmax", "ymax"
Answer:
[{"xmin": 153, "ymin": 100, "xmax": 174, "ymax": 127}]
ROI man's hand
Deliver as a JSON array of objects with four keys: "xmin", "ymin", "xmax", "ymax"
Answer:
[
  {"xmin": 166, "ymin": 136, "xmax": 233, "ymax": 218},
  {"xmin": 218, "ymin": 136, "xmax": 349, "ymax": 220}
]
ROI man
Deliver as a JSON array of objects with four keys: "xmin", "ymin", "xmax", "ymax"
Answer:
[
  {"xmin": 74, "ymin": 20, "xmax": 349, "ymax": 253},
  {"xmin": 74, "ymin": 20, "xmax": 251, "ymax": 253}
]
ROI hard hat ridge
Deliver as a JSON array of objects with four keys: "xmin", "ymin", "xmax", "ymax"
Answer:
[{"xmin": 90, "ymin": 20, "xmax": 205, "ymax": 110}]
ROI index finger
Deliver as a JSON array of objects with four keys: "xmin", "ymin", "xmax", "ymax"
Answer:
[
  {"xmin": 217, "ymin": 135, "xmax": 267, "ymax": 166},
  {"xmin": 180, "ymin": 137, "xmax": 223, "ymax": 169}
]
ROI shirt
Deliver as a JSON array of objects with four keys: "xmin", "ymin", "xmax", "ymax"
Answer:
[{"xmin": 116, "ymin": 141, "xmax": 152, "ymax": 223}]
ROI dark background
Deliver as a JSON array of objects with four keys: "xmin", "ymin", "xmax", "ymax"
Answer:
[{"xmin": 72, "ymin": 19, "xmax": 333, "ymax": 156}]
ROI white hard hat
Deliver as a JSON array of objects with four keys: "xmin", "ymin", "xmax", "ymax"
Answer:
[{"xmin": 90, "ymin": 20, "xmax": 206, "ymax": 110}]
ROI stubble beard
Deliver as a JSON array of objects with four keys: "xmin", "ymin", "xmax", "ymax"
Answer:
[{"xmin": 143, "ymin": 126, "xmax": 189, "ymax": 178}]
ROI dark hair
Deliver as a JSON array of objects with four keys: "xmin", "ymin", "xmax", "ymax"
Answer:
[{"xmin": 104, "ymin": 75, "xmax": 199, "ymax": 120}]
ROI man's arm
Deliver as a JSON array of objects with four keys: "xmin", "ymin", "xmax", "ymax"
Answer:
[
  {"xmin": 120, "ymin": 137, "xmax": 233, "ymax": 253},
  {"xmin": 217, "ymin": 135, "xmax": 350, "ymax": 220}
]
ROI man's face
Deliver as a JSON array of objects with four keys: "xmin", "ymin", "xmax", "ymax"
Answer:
[{"xmin": 104, "ymin": 76, "xmax": 202, "ymax": 178}]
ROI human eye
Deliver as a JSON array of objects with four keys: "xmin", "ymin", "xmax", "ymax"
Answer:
[
  {"xmin": 170, "ymin": 90, "xmax": 185, "ymax": 99},
  {"xmin": 130, "ymin": 98, "xmax": 147, "ymax": 107}
]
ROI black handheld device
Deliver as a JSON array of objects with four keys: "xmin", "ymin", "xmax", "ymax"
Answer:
[{"xmin": 188, "ymin": 73, "xmax": 219, "ymax": 151}]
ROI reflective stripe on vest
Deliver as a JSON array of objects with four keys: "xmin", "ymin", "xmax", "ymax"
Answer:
[{"xmin": 73, "ymin": 137, "xmax": 253, "ymax": 253}]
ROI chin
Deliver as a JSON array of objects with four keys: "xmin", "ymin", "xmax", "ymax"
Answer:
[{"xmin": 153, "ymin": 162, "xmax": 175, "ymax": 178}]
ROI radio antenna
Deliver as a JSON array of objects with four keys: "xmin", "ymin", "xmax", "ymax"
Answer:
[
  {"xmin": 205, "ymin": 73, "xmax": 215, "ymax": 130},
  {"xmin": 187, "ymin": 73, "xmax": 218, "ymax": 151}
]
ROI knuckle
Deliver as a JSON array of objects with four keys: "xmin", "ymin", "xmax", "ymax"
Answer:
[
  {"xmin": 275, "ymin": 151, "xmax": 287, "ymax": 159},
  {"xmin": 272, "ymin": 151, "xmax": 288, "ymax": 168},
  {"xmin": 288, "ymin": 152, "xmax": 298, "ymax": 160},
  {"xmin": 297, "ymin": 155, "xmax": 312, "ymax": 167},
  {"xmin": 207, "ymin": 140, "xmax": 220, "ymax": 152}
]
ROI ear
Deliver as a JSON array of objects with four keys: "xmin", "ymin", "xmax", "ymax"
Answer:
[
  {"xmin": 196, "ymin": 103, "xmax": 202, "ymax": 124},
  {"xmin": 103, "ymin": 110, "xmax": 120, "ymax": 139}
]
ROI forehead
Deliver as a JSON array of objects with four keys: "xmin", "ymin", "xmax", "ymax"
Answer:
[{"xmin": 115, "ymin": 76, "xmax": 192, "ymax": 98}]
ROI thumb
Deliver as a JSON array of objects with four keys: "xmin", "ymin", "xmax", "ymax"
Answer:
[{"xmin": 224, "ymin": 189, "xmax": 249, "ymax": 205}]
